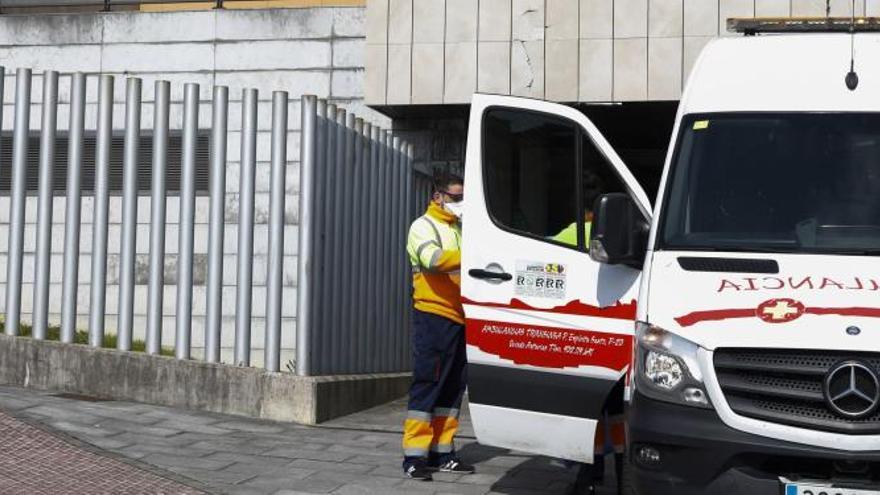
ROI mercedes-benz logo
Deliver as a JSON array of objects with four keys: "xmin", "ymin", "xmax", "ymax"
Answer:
[{"xmin": 824, "ymin": 361, "xmax": 880, "ymax": 419}]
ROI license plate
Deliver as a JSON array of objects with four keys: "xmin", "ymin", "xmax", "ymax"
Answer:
[{"xmin": 785, "ymin": 483, "xmax": 880, "ymax": 495}]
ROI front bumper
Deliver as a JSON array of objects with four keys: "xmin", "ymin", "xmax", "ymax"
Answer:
[{"xmin": 627, "ymin": 391, "xmax": 880, "ymax": 495}]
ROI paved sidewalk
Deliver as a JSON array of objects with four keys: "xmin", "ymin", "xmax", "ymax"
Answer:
[{"xmin": 0, "ymin": 386, "xmax": 600, "ymax": 495}]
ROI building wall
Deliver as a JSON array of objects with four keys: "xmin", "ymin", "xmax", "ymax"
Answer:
[
  {"xmin": 365, "ymin": 0, "xmax": 880, "ymax": 105},
  {"xmin": 0, "ymin": 6, "xmax": 388, "ymax": 367}
]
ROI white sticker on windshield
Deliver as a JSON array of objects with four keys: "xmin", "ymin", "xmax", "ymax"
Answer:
[{"xmin": 515, "ymin": 261, "xmax": 567, "ymax": 300}]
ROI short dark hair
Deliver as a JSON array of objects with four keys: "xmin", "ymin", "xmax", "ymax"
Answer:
[{"xmin": 433, "ymin": 175, "xmax": 463, "ymax": 194}]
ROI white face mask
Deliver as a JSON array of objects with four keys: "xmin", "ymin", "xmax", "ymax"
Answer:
[{"xmin": 444, "ymin": 200, "xmax": 464, "ymax": 219}]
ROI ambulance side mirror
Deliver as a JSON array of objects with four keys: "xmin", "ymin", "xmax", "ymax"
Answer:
[{"xmin": 589, "ymin": 193, "xmax": 649, "ymax": 269}]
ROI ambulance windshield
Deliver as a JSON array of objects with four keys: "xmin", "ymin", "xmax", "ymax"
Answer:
[{"xmin": 660, "ymin": 113, "xmax": 880, "ymax": 254}]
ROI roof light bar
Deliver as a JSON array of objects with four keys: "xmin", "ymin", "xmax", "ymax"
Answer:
[{"xmin": 728, "ymin": 17, "xmax": 880, "ymax": 34}]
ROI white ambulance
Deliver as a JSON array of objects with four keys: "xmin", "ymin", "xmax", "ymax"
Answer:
[{"xmin": 462, "ymin": 18, "xmax": 880, "ymax": 495}]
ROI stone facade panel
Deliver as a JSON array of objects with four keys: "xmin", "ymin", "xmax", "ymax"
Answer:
[
  {"xmin": 444, "ymin": 43, "xmax": 477, "ymax": 104},
  {"xmin": 480, "ymin": 0, "xmax": 512, "ymax": 41},
  {"xmin": 478, "ymin": 42, "xmax": 511, "ymax": 94},
  {"xmin": 649, "ymin": 0, "xmax": 683, "ymax": 37},
  {"xmin": 511, "ymin": 39, "xmax": 545, "ymax": 99},
  {"xmin": 613, "ymin": 38, "xmax": 648, "ymax": 101},
  {"xmin": 545, "ymin": 39, "xmax": 579, "ymax": 102},
  {"xmin": 648, "ymin": 37, "xmax": 682, "ymax": 100}
]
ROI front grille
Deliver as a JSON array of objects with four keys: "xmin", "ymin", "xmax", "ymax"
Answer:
[{"xmin": 714, "ymin": 349, "xmax": 880, "ymax": 434}]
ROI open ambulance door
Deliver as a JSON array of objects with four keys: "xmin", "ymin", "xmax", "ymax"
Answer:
[{"xmin": 462, "ymin": 95, "xmax": 652, "ymax": 462}]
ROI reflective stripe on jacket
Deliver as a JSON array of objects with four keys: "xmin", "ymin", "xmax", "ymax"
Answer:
[{"xmin": 407, "ymin": 202, "xmax": 463, "ymax": 324}]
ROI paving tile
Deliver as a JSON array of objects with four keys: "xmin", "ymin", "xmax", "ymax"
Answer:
[
  {"xmin": 168, "ymin": 466, "xmax": 259, "ymax": 485},
  {"xmin": 263, "ymin": 447, "xmax": 353, "ymax": 462},
  {"xmin": 81, "ymin": 435, "xmax": 135, "ymax": 451},
  {"xmin": 219, "ymin": 462, "xmax": 304, "ymax": 477},
  {"xmin": 455, "ymin": 472, "xmax": 506, "ymax": 485},
  {"xmin": 0, "ymin": 397, "xmax": 41, "ymax": 410},
  {"xmin": 149, "ymin": 419, "xmax": 234, "ymax": 435},
  {"xmin": 48, "ymin": 420, "xmax": 120, "ymax": 438},
  {"xmin": 302, "ymin": 470, "xmax": 403, "ymax": 488},
  {"xmin": 90, "ymin": 418, "xmax": 183, "ymax": 437},
  {"xmin": 70, "ymin": 404, "xmax": 165, "ymax": 424},
  {"xmin": 242, "ymin": 473, "xmax": 339, "ymax": 493},
  {"xmin": 288, "ymin": 459, "xmax": 375, "ymax": 475},
  {"xmin": 143, "ymin": 452, "xmax": 236, "ymax": 471},
  {"xmin": 189, "ymin": 439, "xmax": 273, "ymax": 455},
  {"xmin": 204, "ymin": 451, "xmax": 295, "ymax": 467},
  {"xmin": 118, "ymin": 443, "xmax": 212, "ymax": 459},
  {"xmin": 213, "ymin": 421, "xmax": 287, "ymax": 434},
  {"xmin": 20, "ymin": 405, "xmax": 105, "ymax": 426}
]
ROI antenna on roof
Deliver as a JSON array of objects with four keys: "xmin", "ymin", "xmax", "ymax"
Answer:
[{"xmin": 845, "ymin": 0, "xmax": 859, "ymax": 90}]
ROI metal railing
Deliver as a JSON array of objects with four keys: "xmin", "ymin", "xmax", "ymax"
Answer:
[
  {"xmin": 1, "ymin": 67, "xmax": 293, "ymax": 369},
  {"xmin": 0, "ymin": 67, "xmax": 421, "ymax": 377},
  {"xmin": 297, "ymin": 96, "xmax": 428, "ymax": 376}
]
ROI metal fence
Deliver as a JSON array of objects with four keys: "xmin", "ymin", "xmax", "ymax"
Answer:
[
  {"xmin": 297, "ymin": 95, "xmax": 429, "ymax": 376},
  {"xmin": 1, "ymin": 67, "xmax": 294, "ymax": 369},
  {"xmin": 1, "ymin": 67, "xmax": 424, "ymax": 377}
]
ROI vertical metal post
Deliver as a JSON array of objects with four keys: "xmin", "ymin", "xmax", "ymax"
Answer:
[
  {"xmin": 374, "ymin": 130, "xmax": 387, "ymax": 371},
  {"xmin": 5, "ymin": 68, "xmax": 29, "ymax": 337},
  {"xmin": 176, "ymin": 83, "xmax": 199, "ymax": 360},
  {"xmin": 403, "ymin": 142, "xmax": 415, "ymax": 368},
  {"xmin": 357, "ymin": 122, "xmax": 371, "ymax": 372},
  {"xmin": 89, "ymin": 74, "xmax": 113, "ymax": 347},
  {"xmin": 61, "ymin": 73, "xmax": 85, "ymax": 344},
  {"xmin": 384, "ymin": 132, "xmax": 395, "ymax": 371},
  {"xmin": 117, "ymin": 77, "xmax": 142, "ymax": 351},
  {"xmin": 368, "ymin": 126, "xmax": 381, "ymax": 372},
  {"xmin": 235, "ymin": 88, "xmax": 258, "ymax": 366},
  {"xmin": 265, "ymin": 90, "xmax": 288, "ymax": 372},
  {"xmin": 146, "ymin": 80, "xmax": 170, "ymax": 355},
  {"xmin": 339, "ymin": 113, "xmax": 356, "ymax": 373},
  {"xmin": 296, "ymin": 95, "xmax": 318, "ymax": 376},
  {"xmin": 32, "ymin": 70, "xmax": 59, "ymax": 340},
  {"xmin": 390, "ymin": 136, "xmax": 402, "ymax": 371},
  {"xmin": 327, "ymin": 108, "xmax": 346, "ymax": 373},
  {"xmin": 205, "ymin": 85, "xmax": 228, "ymax": 363},
  {"xmin": 351, "ymin": 119, "xmax": 365, "ymax": 372},
  {"xmin": 318, "ymin": 103, "xmax": 336, "ymax": 373}
]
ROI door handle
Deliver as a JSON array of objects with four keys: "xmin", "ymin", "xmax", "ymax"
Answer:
[{"xmin": 468, "ymin": 268, "xmax": 513, "ymax": 281}]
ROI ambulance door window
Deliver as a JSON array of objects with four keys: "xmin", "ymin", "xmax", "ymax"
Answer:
[
  {"xmin": 482, "ymin": 108, "xmax": 579, "ymax": 249},
  {"xmin": 581, "ymin": 133, "xmax": 628, "ymax": 247}
]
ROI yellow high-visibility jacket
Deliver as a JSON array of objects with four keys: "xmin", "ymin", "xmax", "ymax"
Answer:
[{"xmin": 407, "ymin": 202, "xmax": 463, "ymax": 324}]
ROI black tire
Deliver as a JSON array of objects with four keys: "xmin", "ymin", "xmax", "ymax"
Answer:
[
  {"xmin": 617, "ymin": 451, "xmax": 637, "ymax": 495},
  {"xmin": 570, "ymin": 461, "xmax": 598, "ymax": 495}
]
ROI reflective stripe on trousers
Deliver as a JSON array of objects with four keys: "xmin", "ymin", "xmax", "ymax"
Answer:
[{"xmin": 402, "ymin": 309, "xmax": 467, "ymax": 460}]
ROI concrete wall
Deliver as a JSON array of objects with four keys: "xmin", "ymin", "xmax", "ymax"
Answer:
[
  {"xmin": 0, "ymin": 334, "xmax": 410, "ymax": 424},
  {"xmin": 365, "ymin": 0, "xmax": 880, "ymax": 105},
  {"xmin": 0, "ymin": 6, "xmax": 389, "ymax": 368}
]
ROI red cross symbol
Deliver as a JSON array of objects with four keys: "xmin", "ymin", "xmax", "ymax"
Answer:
[{"xmin": 756, "ymin": 298, "xmax": 805, "ymax": 323}]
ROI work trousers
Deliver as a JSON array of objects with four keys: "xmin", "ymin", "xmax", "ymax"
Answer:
[{"xmin": 402, "ymin": 309, "xmax": 467, "ymax": 465}]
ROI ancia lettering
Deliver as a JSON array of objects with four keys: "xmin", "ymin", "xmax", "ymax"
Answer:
[{"xmin": 717, "ymin": 276, "xmax": 880, "ymax": 293}]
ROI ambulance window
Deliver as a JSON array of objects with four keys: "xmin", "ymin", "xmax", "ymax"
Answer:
[
  {"xmin": 483, "ymin": 108, "xmax": 578, "ymax": 248},
  {"xmin": 582, "ymin": 133, "xmax": 628, "ymax": 223}
]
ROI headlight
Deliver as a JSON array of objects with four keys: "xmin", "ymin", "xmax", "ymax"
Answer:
[
  {"xmin": 635, "ymin": 322, "xmax": 712, "ymax": 409},
  {"xmin": 644, "ymin": 351, "xmax": 683, "ymax": 390}
]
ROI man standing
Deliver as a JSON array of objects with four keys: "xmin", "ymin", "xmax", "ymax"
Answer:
[{"xmin": 401, "ymin": 176, "xmax": 474, "ymax": 481}]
